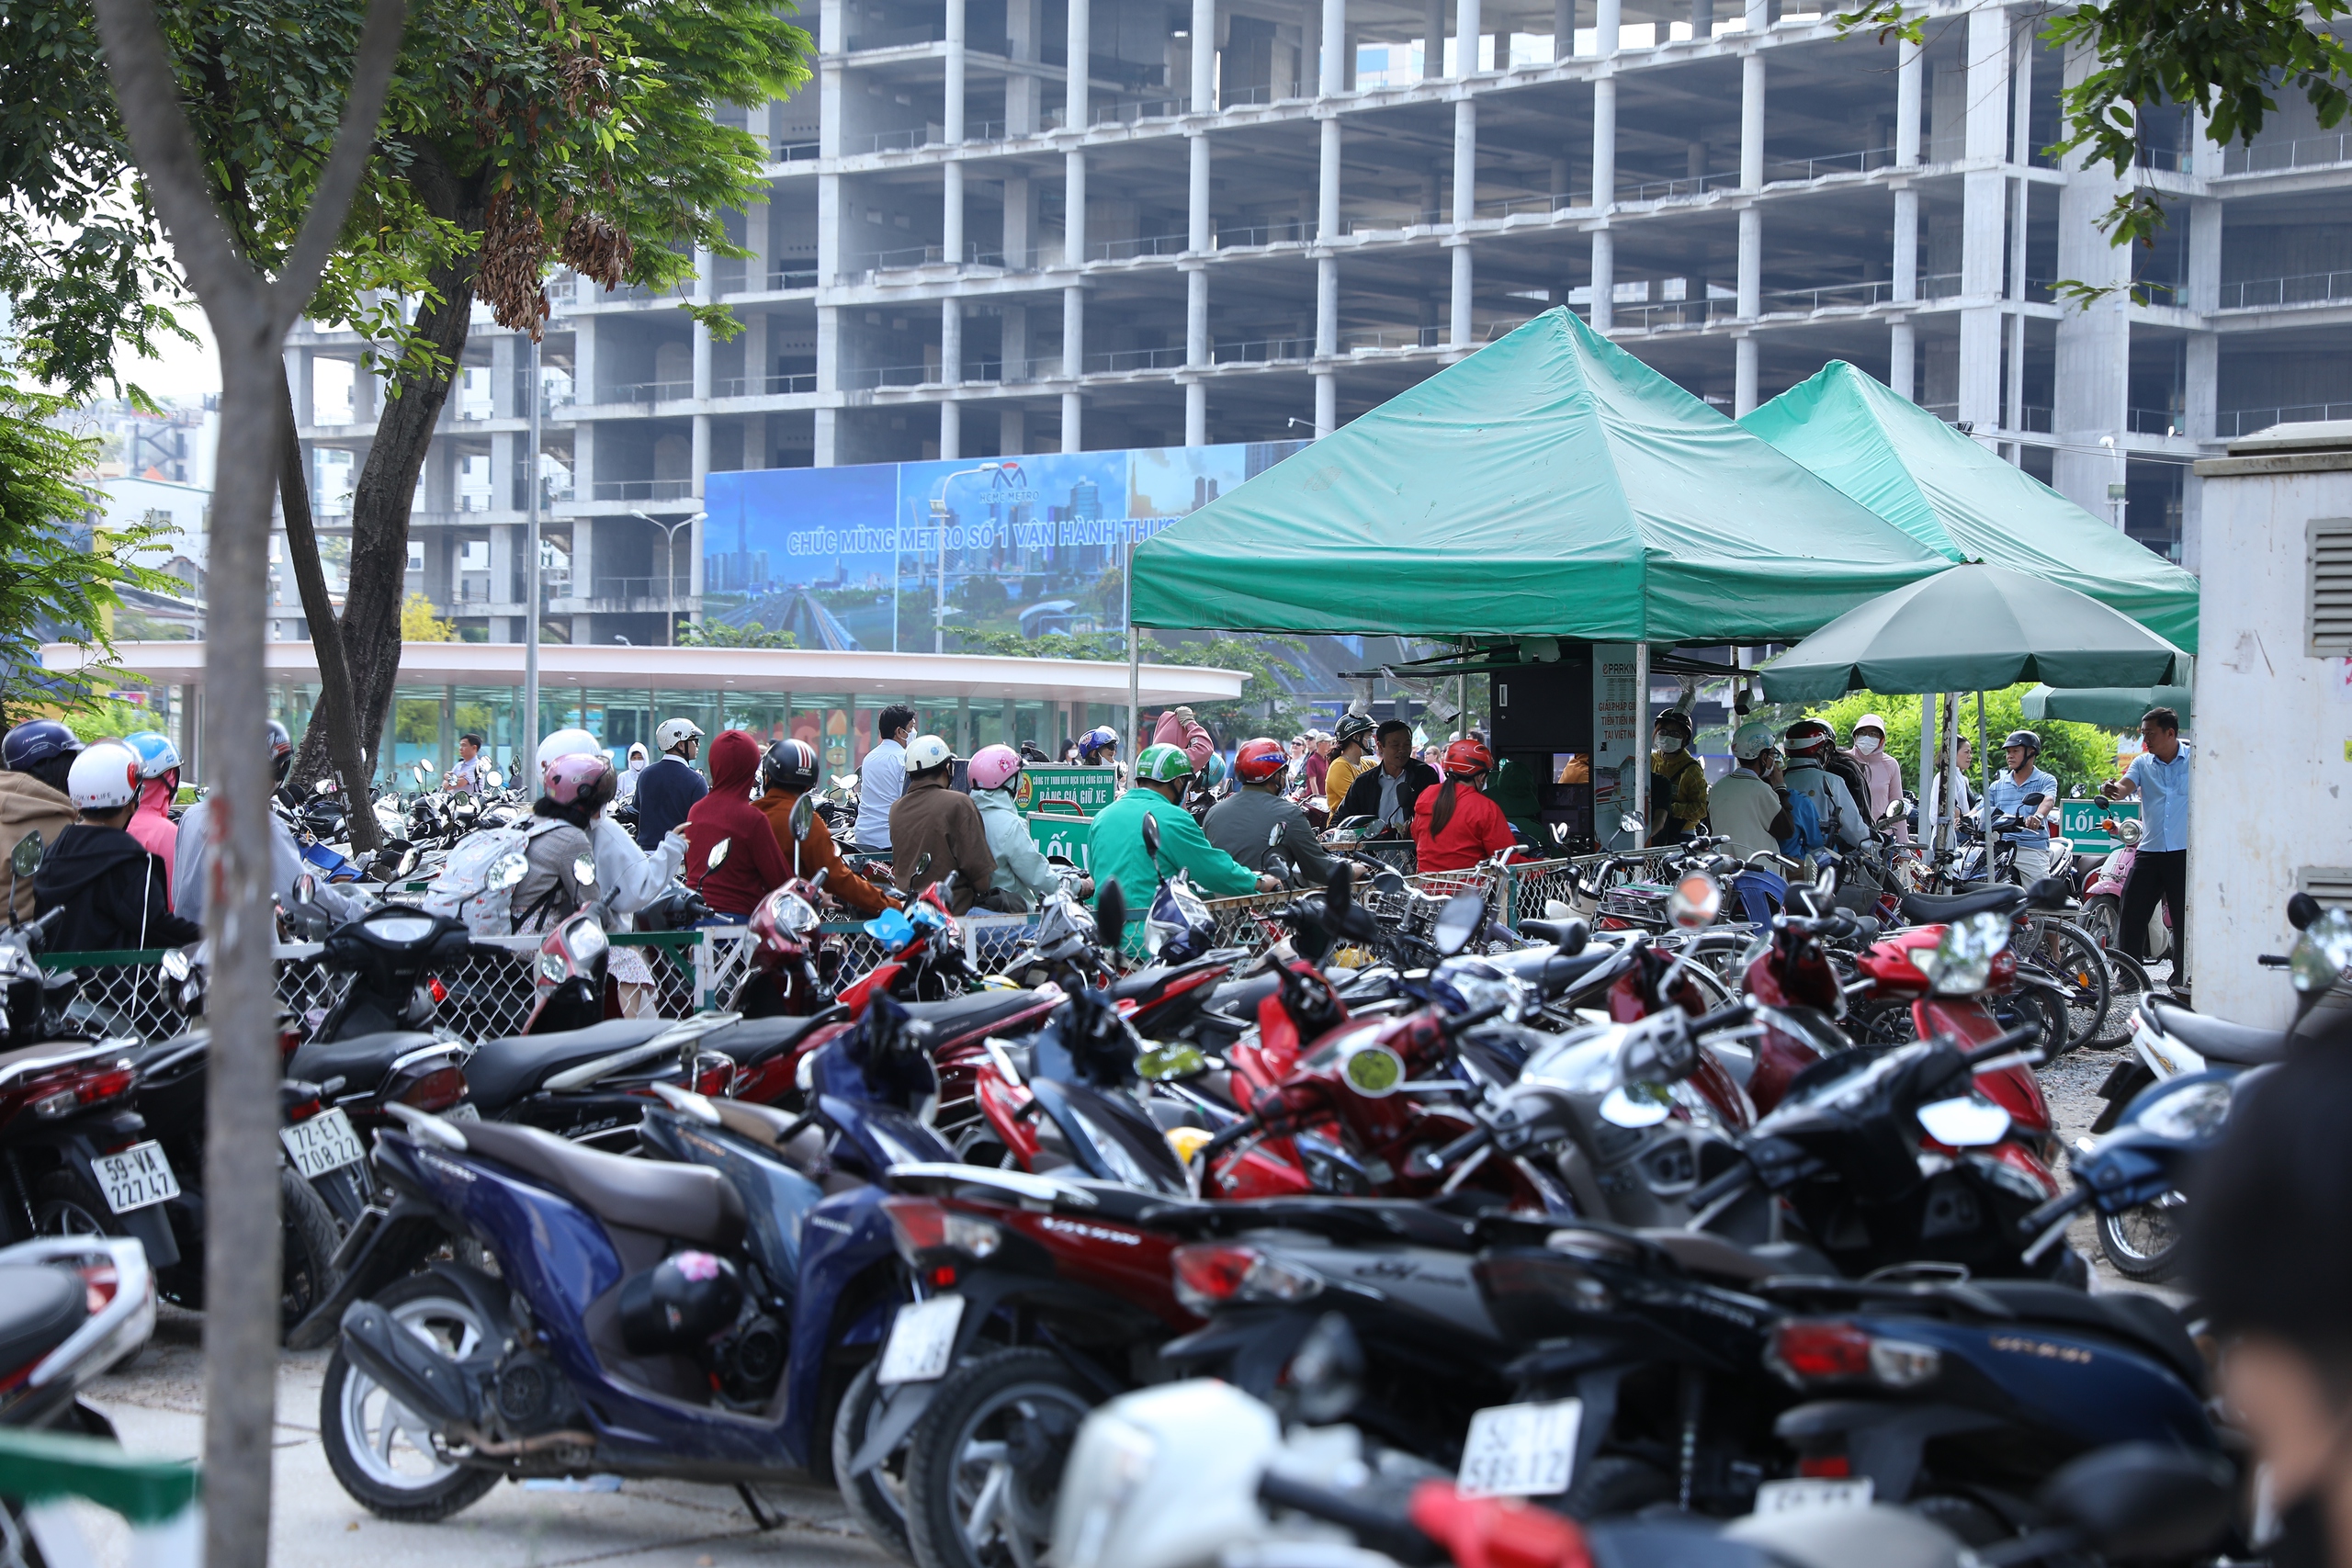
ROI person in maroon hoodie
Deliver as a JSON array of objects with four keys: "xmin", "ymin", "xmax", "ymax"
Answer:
[{"xmin": 683, "ymin": 729, "xmax": 796, "ymax": 920}]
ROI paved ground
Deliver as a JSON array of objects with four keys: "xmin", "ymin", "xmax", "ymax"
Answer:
[{"xmin": 62, "ymin": 1308, "xmax": 899, "ymax": 1568}]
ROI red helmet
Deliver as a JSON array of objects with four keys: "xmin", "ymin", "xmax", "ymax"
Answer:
[
  {"xmin": 1783, "ymin": 720, "xmax": 1835, "ymax": 759},
  {"xmin": 1233, "ymin": 738, "xmax": 1288, "ymax": 784},
  {"xmin": 1442, "ymin": 738, "xmax": 1494, "ymax": 778}
]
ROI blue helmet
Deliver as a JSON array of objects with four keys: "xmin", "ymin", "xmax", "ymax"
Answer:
[
  {"xmin": 1077, "ymin": 725, "xmax": 1119, "ymax": 764},
  {"xmin": 3, "ymin": 719, "xmax": 82, "ymax": 773},
  {"xmin": 123, "ymin": 730, "xmax": 181, "ymax": 781}
]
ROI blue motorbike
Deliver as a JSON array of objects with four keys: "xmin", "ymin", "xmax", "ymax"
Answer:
[{"xmin": 311, "ymin": 994, "xmax": 957, "ymax": 1544}]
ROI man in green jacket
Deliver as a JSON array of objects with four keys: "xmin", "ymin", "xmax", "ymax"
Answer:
[{"xmin": 1090, "ymin": 743, "xmax": 1277, "ymax": 911}]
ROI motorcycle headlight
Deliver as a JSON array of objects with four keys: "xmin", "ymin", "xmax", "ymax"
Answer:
[
  {"xmin": 2134, "ymin": 1077, "xmax": 2234, "ymax": 1143},
  {"xmin": 1918, "ymin": 910, "xmax": 2010, "ymax": 995}
]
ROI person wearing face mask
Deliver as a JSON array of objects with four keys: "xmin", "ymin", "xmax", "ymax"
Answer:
[
  {"xmin": 1847, "ymin": 713, "xmax": 1905, "ymax": 834},
  {"xmin": 1647, "ymin": 711, "xmax": 1709, "ymax": 844}
]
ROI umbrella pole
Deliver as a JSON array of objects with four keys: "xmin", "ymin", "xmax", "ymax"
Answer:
[
  {"xmin": 1633, "ymin": 643, "xmax": 1649, "ymax": 850},
  {"xmin": 1917, "ymin": 693, "xmax": 1932, "ymax": 838},
  {"xmin": 1941, "ymin": 692, "xmax": 1962, "ymax": 855},
  {"xmin": 1125, "ymin": 531, "xmax": 1139, "ymax": 772},
  {"xmin": 1977, "ymin": 691, "xmax": 1987, "ymax": 831}
]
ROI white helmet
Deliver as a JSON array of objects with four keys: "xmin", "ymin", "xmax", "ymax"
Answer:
[
  {"xmin": 1731, "ymin": 720, "xmax": 1777, "ymax": 761},
  {"xmin": 537, "ymin": 728, "xmax": 600, "ymax": 769},
  {"xmin": 904, "ymin": 734, "xmax": 954, "ymax": 773},
  {"xmin": 68, "ymin": 742, "xmax": 141, "ymax": 811},
  {"xmin": 657, "ymin": 718, "xmax": 705, "ymax": 754}
]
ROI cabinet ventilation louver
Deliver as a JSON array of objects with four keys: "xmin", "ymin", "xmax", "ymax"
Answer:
[{"xmin": 2310, "ymin": 518, "xmax": 2352, "ymax": 657}]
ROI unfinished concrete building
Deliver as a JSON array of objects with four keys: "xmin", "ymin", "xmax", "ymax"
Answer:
[{"xmin": 285, "ymin": 0, "xmax": 2352, "ymax": 645}]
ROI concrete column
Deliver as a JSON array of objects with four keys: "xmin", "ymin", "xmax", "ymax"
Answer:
[
  {"xmin": 1186, "ymin": 265, "xmax": 1209, "ymax": 366},
  {"xmin": 285, "ymin": 348, "xmax": 315, "ymax": 426},
  {"xmin": 1451, "ymin": 244, "xmax": 1474, "ymax": 345},
  {"xmin": 489, "ymin": 333, "xmax": 516, "ymax": 418},
  {"xmin": 2185, "ymin": 196, "xmax": 2221, "ymax": 447},
  {"xmin": 1892, "ymin": 19, "xmax": 1920, "ymax": 400},
  {"xmin": 1004, "ymin": 173, "xmax": 1034, "ymax": 267},
  {"xmin": 742, "ymin": 309, "xmax": 770, "ymax": 397},
  {"xmin": 353, "ymin": 358, "xmax": 378, "ymax": 423},
  {"xmin": 1735, "ymin": 336, "xmax": 1757, "ymax": 415},
  {"xmin": 1065, "ymin": 149, "xmax": 1087, "ymax": 264},
  {"xmin": 944, "ymin": 163, "xmax": 965, "ymax": 265},
  {"xmin": 1315, "ymin": 374, "xmax": 1336, "ymax": 434},
  {"xmin": 817, "ymin": 173, "xmax": 843, "ymax": 283},
  {"xmin": 1009, "ymin": 0, "xmax": 1041, "ymax": 130},
  {"xmin": 945, "ymin": 0, "xmax": 967, "ymax": 140},
  {"xmin": 1589, "ymin": 231, "xmax": 1614, "ymax": 330},
  {"xmin": 1186, "ymin": 382, "xmax": 1206, "ymax": 445},
  {"xmin": 1589, "ymin": 0, "xmax": 1615, "ymax": 330},
  {"xmin": 1319, "ymin": 118, "xmax": 1341, "ymax": 236},
  {"xmin": 2051, "ymin": 40, "xmax": 2131, "ymax": 514},
  {"xmin": 692, "ymin": 412, "xmax": 710, "ymax": 498},
  {"xmin": 1317, "ymin": 256, "xmax": 1339, "ymax": 352},
  {"xmin": 943, "ymin": 300, "xmax": 963, "ymax": 383},
  {"xmin": 1736, "ymin": 209, "xmax": 1759, "ymax": 314},
  {"xmin": 489, "ymin": 525, "xmax": 515, "ymax": 627},
  {"xmin": 1067, "ymin": 0, "xmax": 1090, "ymax": 130},
  {"xmin": 941, "ymin": 400, "xmax": 962, "ymax": 459},
  {"xmin": 1002, "ymin": 408, "xmax": 1027, "ymax": 453},
  {"xmin": 1895, "ymin": 38, "xmax": 1920, "ymax": 163},
  {"xmin": 1064, "ymin": 283, "xmax": 1086, "ymax": 377},
  {"xmin": 1957, "ymin": 6, "xmax": 2011, "ymax": 434},
  {"xmin": 1061, "ymin": 389, "xmax": 1083, "ymax": 450},
  {"xmin": 1193, "ymin": 0, "xmax": 1217, "ymax": 108},
  {"xmin": 1190, "ymin": 133, "xmax": 1212, "ymax": 250},
  {"xmin": 1889, "ymin": 319, "xmax": 1915, "ymax": 400},
  {"xmin": 1739, "ymin": 56, "xmax": 1763, "ymax": 188},
  {"xmin": 747, "ymin": 193, "xmax": 775, "ymax": 289},
  {"xmin": 573, "ymin": 315, "xmax": 600, "ymax": 405},
  {"xmin": 687, "ymin": 514, "xmax": 705, "ymax": 629},
  {"xmin": 1455, "ymin": 0, "xmax": 1479, "ymax": 75},
  {"xmin": 814, "ymin": 406, "xmax": 837, "ymax": 467},
  {"xmin": 1690, "ymin": 0, "xmax": 1710, "ymax": 39},
  {"xmin": 692, "ymin": 319, "xmax": 713, "ymax": 400},
  {"xmin": 1424, "ymin": 0, "xmax": 1444, "ymax": 80},
  {"xmin": 742, "ymin": 411, "xmax": 766, "ymax": 468},
  {"xmin": 574, "ymin": 421, "xmax": 596, "ymax": 499},
  {"xmin": 1453, "ymin": 100, "xmax": 1476, "ymax": 223},
  {"xmin": 1555, "ymin": 0, "xmax": 1573, "ymax": 56},
  {"xmin": 1321, "ymin": 0, "xmax": 1346, "ymax": 89}
]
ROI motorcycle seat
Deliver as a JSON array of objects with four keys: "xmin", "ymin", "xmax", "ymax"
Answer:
[
  {"xmin": 1967, "ymin": 1280, "xmax": 2206, "ymax": 1393},
  {"xmin": 1898, "ymin": 885, "xmax": 2027, "ymax": 924},
  {"xmin": 702, "ymin": 1014, "xmax": 835, "ymax": 1069},
  {"xmin": 1202, "ymin": 974, "xmax": 1282, "ymax": 1021},
  {"xmin": 458, "ymin": 1118, "xmax": 745, "ymax": 1247},
  {"xmin": 1106, "ymin": 958, "xmax": 1228, "ymax": 1005},
  {"xmin": 462, "ymin": 1018, "xmax": 679, "ymax": 1112},
  {"xmin": 0, "ymin": 1265, "xmax": 85, "ymax": 1373},
  {"xmin": 2145, "ymin": 997, "xmax": 2289, "ymax": 1066},
  {"xmin": 899, "ymin": 990, "xmax": 1056, "ymax": 1038},
  {"xmin": 1492, "ymin": 944, "xmax": 1621, "ymax": 999},
  {"xmin": 285, "ymin": 1031, "xmax": 444, "ymax": 1095},
  {"xmin": 1634, "ymin": 1230, "xmax": 1838, "ymax": 1284}
]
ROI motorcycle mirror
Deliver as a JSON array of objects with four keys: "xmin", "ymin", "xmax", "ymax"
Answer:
[
  {"xmin": 1543, "ymin": 897, "xmax": 1575, "ymax": 920},
  {"xmin": 296, "ymin": 873, "xmax": 318, "ymax": 906},
  {"xmin": 1668, "ymin": 873, "xmax": 1722, "ymax": 929},
  {"xmin": 1141, "ymin": 812, "xmax": 1162, "ymax": 862},
  {"xmin": 1879, "ymin": 795, "xmax": 1908, "ymax": 823},
  {"xmin": 413, "ymin": 761, "xmax": 428, "ymax": 784},
  {"xmin": 10, "ymin": 830, "xmax": 42, "ymax": 879},
  {"xmin": 161, "ymin": 947, "xmax": 191, "ymax": 982},
  {"xmin": 1619, "ymin": 812, "xmax": 1643, "ymax": 836},
  {"xmin": 1340, "ymin": 1043, "xmax": 1405, "ymax": 1097},
  {"xmin": 1268, "ymin": 821, "xmax": 1284, "ymax": 850},
  {"xmin": 1815, "ymin": 861, "xmax": 1838, "ymax": 893},
  {"xmin": 484, "ymin": 769, "xmax": 503, "ymax": 789},
  {"xmin": 314, "ymin": 778, "xmax": 334, "ymax": 795},
  {"xmin": 1094, "ymin": 878, "xmax": 1125, "ymax": 951},
  {"xmin": 1432, "ymin": 890, "xmax": 1484, "ymax": 957},
  {"xmin": 707, "ymin": 838, "xmax": 732, "ymax": 870},
  {"xmin": 1915, "ymin": 1095, "xmax": 2012, "ymax": 1148},
  {"xmin": 573, "ymin": 851, "xmax": 598, "ymax": 887},
  {"xmin": 1136, "ymin": 1042, "xmax": 1207, "ymax": 1082},
  {"xmin": 1371, "ymin": 869, "xmax": 1407, "ymax": 896},
  {"xmin": 2023, "ymin": 792, "xmax": 2048, "ymax": 809},
  {"xmin": 1327, "ymin": 860, "xmax": 1354, "ymax": 919},
  {"xmin": 2039, "ymin": 1444, "xmax": 2233, "ymax": 1563},
  {"xmin": 909, "ymin": 850, "xmax": 933, "ymax": 883},
  {"xmin": 2289, "ymin": 891, "xmax": 2324, "ymax": 931},
  {"xmin": 1599, "ymin": 1086, "xmax": 1671, "ymax": 1129},
  {"xmin": 789, "ymin": 792, "xmax": 818, "ymax": 841}
]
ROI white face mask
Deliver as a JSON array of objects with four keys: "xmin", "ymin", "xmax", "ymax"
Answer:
[
  {"xmin": 1656, "ymin": 736, "xmax": 1684, "ymax": 754},
  {"xmin": 1853, "ymin": 735, "xmax": 1882, "ymax": 757}
]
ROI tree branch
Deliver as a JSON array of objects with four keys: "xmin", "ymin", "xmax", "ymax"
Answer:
[{"xmin": 274, "ymin": 0, "xmax": 408, "ymax": 321}]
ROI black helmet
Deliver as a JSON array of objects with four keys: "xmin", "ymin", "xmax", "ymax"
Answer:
[
  {"xmin": 2002, "ymin": 729, "xmax": 2041, "ymax": 756},
  {"xmin": 1653, "ymin": 709, "xmax": 1696, "ymax": 739},
  {"xmin": 1334, "ymin": 713, "xmax": 1376, "ymax": 750},
  {"xmin": 762, "ymin": 737, "xmax": 821, "ymax": 794},
  {"xmin": 2, "ymin": 719, "xmax": 81, "ymax": 773},
  {"xmin": 267, "ymin": 720, "xmax": 294, "ymax": 785}
]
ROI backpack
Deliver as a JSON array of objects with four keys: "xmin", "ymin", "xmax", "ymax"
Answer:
[
  {"xmin": 1780, "ymin": 787, "xmax": 1826, "ymax": 859},
  {"xmin": 421, "ymin": 818, "xmax": 570, "ymax": 937},
  {"xmin": 1823, "ymin": 750, "xmax": 1872, "ymax": 829}
]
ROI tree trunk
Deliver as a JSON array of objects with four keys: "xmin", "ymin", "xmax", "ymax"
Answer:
[{"xmin": 276, "ymin": 368, "xmax": 381, "ymax": 853}]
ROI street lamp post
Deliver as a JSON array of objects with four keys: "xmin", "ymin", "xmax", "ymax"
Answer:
[
  {"xmin": 631, "ymin": 509, "xmax": 705, "ymax": 645},
  {"xmin": 929, "ymin": 463, "xmax": 999, "ymax": 653},
  {"xmin": 522, "ymin": 330, "xmax": 542, "ymax": 775}
]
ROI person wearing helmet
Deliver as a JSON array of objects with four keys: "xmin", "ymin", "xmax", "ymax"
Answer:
[
  {"xmin": 120, "ymin": 731, "xmax": 183, "ymax": 893},
  {"xmin": 1332, "ymin": 719, "xmax": 1439, "ymax": 834},
  {"xmin": 634, "ymin": 716, "xmax": 709, "ymax": 851},
  {"xmin": 1204, "ymin": 737, "xmax": 1345, "ymax": 885},
  {"xmin": 888, "ymin": 734, "xmax": 995, "ymax": 914},
  {"xmin": 34, "ymin": 742, "xmax": 201, "ymax": 952},
  {"xmin": 0, "ymin": 719, "xmax": 82, "ymax": 923},
  {"xmin": 512, "ymin": 751, "xmax": 620, "ymax": 930},
  {"xmin": 1846, "ymin": 713, "xmax": 1905, "ymax": 834},
  {"xmin": 1412, "ymin": 738, "xmax": 1517, "ymax": 874},
  {"xmin": 682, "ymin": 730, "xmax": 797, "ymax": 921},
  {"xmin": 1984, "ymin": 728, "xmax": 2059, "ymax": 886},
  {"xmin": 528, "ymin": 727, "xmax": 687, "ymax": 1010},
  {"xmin": 174, "ymin": 720, "xmax": 362, "ymax": 926},
  {"xmin": 854, "ymin": 705, "xmax": 918, "ymax": 853},
  {"xmin": 1648, "ymin": 711, "xmax": 1710, "ymax": 845},
  {"xmin": 1323, "ymin": 713, "xmax": 1375, "ymax": 813},
  {"xmin": 1076, "ymin": 725, "xmax": 1120, "ymax": 769},
  {"xmin": 966, "ymin": 743, "xmax": 1081, "ymax": 912},
  {"xmin": 1708, "ymin": 721, "xmax": 1795, "ymax": 864},
  {"xmin": 754, "ymin": 738, "xmax": 895, "ymax": 917},
  {"xmin": 1781, "ymin": 720, "xmax": 1866, "ymax": 852},
  {"xmin": 1089, "ymin": 742, "xmax": 1274, "ymax": 912}
]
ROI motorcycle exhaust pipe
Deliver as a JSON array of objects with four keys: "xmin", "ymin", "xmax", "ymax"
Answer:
[{"xmin": 337, "ymin": 1301, "xmax": 478, "ymax": 1427}]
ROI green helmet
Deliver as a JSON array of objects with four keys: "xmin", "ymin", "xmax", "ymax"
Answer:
[{"xmin": 1134, "ymin": 742, "xmax": 1195, "ymax": 784}]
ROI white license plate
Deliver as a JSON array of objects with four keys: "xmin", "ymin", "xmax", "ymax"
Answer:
[
  {"xmin": 1753, "ymin": 1478, "xmax": 1875, "ymax": 1516},
  {"xmin": 1455, "ymin": 1398, "xmax": 1582, "ymax": 1498},
  {"xmin": 279, "ymin": 1108, "xmax": 368, "ymax": 1179},
  {"xmin": 446, "ymin": 1103, "xmax": 481, "ymax": 1123},
  {"xmin": 877, "ymin": 1295, "xmax": 965, "ymax": 1385},
  {"xmin": 93, "ymin": 1142, "xmax": 180, "ymax": 1215}
]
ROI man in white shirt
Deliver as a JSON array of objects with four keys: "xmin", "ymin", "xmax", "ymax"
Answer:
[
  {"xmin": 445, "ymin": 733, "xmax": 485, "ymax": 794},
  {"xmin": 1708, "ymin": 722, "xmax": 1795, "ymax": 863},
  {"xmin": 2103, "ymin": 705, "xmax": 2192, "ymax": 984},
  {"xmin": 854, "ymin": 704, "xmax": 916, "ymax": 852}
]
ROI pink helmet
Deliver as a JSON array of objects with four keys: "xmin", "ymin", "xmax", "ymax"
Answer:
[
  {"xmin": 968, "ymin": 743, "xmax": 1023, "ymax": 792},
  {"xmin": 542, "ymin": 751, "xmax": 616, "ymax": 810}
]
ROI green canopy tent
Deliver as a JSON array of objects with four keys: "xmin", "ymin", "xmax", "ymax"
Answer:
[
  {"xmin": 2022, "ymin": 682, "xmax": 2194, "ymax": 730},
  {"xmin": 1741, "ymin": 361, "xmax": 2201, "ymax": 650},
  {"xmin": 1129, "ymin": 310, "xmax": 1951, "ymax": 643}
]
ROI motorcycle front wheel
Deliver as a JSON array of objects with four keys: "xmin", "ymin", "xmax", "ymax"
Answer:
[
  {"xmin": 902, "ymin": 1348, "xmax": 1096, "ymax": 1568},
  {"xmin": 319, "ymin": 1273, "xmax": 501, "ymax": 1521},
  {"xmin": 2097, "ymin": 1193, "xmax": 2187, "ymax": 1282}
]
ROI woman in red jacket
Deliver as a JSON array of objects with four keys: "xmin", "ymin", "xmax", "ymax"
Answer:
[
  {"xmin": 684, "ymin": 729, "xmax": 797, "ymax": 919},
  {"xmin": 1412, "ymin": 739, "xmax": 1518, "ymax": 874}
]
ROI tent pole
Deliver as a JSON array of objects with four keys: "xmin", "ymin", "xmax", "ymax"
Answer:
[
  {"xmin": 1633, "ymin": 643, "xmax": 1649, "ymax": 850},
  {"xmin": 1125, "ymin": 529, "xmax": 1139, "ymax": 779},
  {"xmin": 1917, "ymin": 692, "xmax": 1932, "ymax": 839},
  {"xmin": 1940, "ymin": 692, "xmax": 1961, "ymax": 855},
  {"xmin": 1977, "ymin": 691, "xmax": 1987, "ymax": 834}
]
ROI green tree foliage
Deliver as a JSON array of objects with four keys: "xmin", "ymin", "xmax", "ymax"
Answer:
[
  {"xmin": 956, "ymin": 628, "xmax": 1317, "ymax": 739},
  {"xmin": 0, "ymin": 371, "xmax": 178, "ymax": 723},
  {"xmin": 679, "ymin": 619, "xmax": 797, "ymax": 649},
  {"xmin": 1803, "ymin": 686, "xmax": 2126, "ymax": 798}
]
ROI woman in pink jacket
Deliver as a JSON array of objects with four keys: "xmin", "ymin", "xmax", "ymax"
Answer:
[{"xmin": 121, "ymin": 731, "xmax": 181, "ymax": 897}]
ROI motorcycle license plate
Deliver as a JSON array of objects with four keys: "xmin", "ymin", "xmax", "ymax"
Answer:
[
  {"xmin": 93, "ymin": 1142, "xmax": 180, "ymax": 1214},
  {"xmin": 278, "ymin": 1108, "xmax": 368, "ymax": 1179},
  {"xmin": 1455, "ymin": 1398, "xmax": 1581, "ymax": 1498},
  {"xmin": 1752, "ymin": 1478, "xmax": 1874, "ymax": 1516},
  {"xmin": 446, "ymin": 1103, "xmax": 482, "ymax": 1123},
  {"xmin": 877, "ymin": 1295, "xmax": 965, "ymax": 1385}
]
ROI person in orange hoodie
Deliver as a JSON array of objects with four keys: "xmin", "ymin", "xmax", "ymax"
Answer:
[
  {"xmin": 684, "ymin": 729, "xmax": 796, "ymax": 920},
  {"xmin": 752, "ymin": 739, "xmax": 895, "ymax": 917}
]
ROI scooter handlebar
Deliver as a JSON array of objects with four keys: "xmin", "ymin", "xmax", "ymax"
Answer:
[
  {"xmin": 2017, "ymin": 1183, "xmax": 2094, "ymax": 1240},
  {"xmin": 1962, "ymin": 1024, "xmax": 2042, "ymax": 1066}
]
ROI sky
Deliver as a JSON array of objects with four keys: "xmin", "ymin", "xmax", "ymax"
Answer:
[{"xmin": 116, "ymin": 306, "xmax": 220, "ymax": 404}]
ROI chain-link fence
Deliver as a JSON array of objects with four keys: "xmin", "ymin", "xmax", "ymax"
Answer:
[{"xmin": 40, "ymin": 847, "xmax": 1705, "ymax": 1043}]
